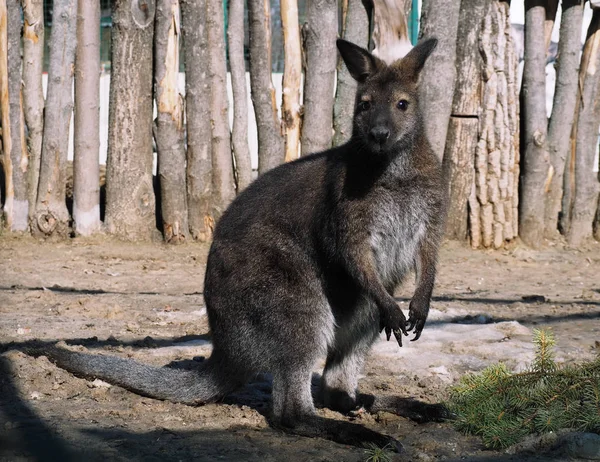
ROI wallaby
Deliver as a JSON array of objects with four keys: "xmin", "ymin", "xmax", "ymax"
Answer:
[{"xmin": 24, "ymin": 38, "xmax": 446, "ymax": 451}]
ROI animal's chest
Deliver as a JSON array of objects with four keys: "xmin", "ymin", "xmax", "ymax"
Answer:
[{"xmin": 369, "ymin": 189, "xmax": 428, "ymax": 287}]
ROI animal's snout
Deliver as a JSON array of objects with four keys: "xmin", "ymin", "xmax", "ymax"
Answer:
[{"xmin": 369, "ymin": 127, "xmax": 390, "ymax": 144}]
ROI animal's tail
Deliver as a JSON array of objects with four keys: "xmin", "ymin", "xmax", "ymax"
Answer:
[{"xmin": 24, "ymin": 343, "xmax": 233, "ymax": 405}]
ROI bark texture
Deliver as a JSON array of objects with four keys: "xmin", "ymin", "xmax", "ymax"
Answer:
[
  {"xmin": 519, "ymin": 0, "xmax": 550, "ymax": 249},
  {"xmin": 104, "ymin": 0, "xmax": 157, "ymax": 240},
  {"xmin": 73, "ymin": 0, "xmax": 101, "ymax": 236},
  {"xmin": 301, "ymin": 0, "xmax": 337, "ymax": 156},
  {"xmin": 1, "ymin": 0, "xmax": 29, "ymax": 231},
  {"xmin": 565, "ymin": 10, "xmax": 600, "ymax": 246},
  {"xmin": 34, "ymin": 0, "xmax": 77, "ymax": 237},
  {"xmin": 22, "ymin": 0, "xmax": 44, "ymax": 222},
  {"xmin": 333, "ymin": 0, "xmax": 369, "ymax": 146},
  {"xmin": 544, "ymin": 0, "xmax": 559, "ymax": 50},
  {"xmin": 418, "ymin": 0, "xmax": 461, "ymax": 161},
  {"xmin": 206, "ymin": 0, "xmax": 235, "ymax": 218},
  {"xmin": 248, "ymin": 0, "xmax": 283, "ymax": 174},
  {"xmin": 227, "ymin": 0, "xmax": 252, "ymax": 189},
  {"xmin": 0, "ymin": 0, "xmax": 11, "ymax": 228},
  {"xmin": 544, "ymin": 0, "xmax": 583, "ymax": 238},
  {"xmin": 155, "ymin": 0, "xmax": 188, "ymax": 243},
  {"xmin": 444, "ymin": 118, "xmax": 477, "ymax": 241},
  {"xmin": 371, "ymin": 0, "xmax": 412, "ymax": 63},
  {"xmin": 181, "ymin": 0, "xmax": 213, "ymax": 241},
  {"xmin": 455, "ymin": 0, "xmax": 519, "ymax": 249},
  {"xmin": 443, "ymin": 0, "xmax": 489, "ymax": 241},
  {"xmin": 280, "ymin": 0, "xmax": 302, "ymax": 162}
]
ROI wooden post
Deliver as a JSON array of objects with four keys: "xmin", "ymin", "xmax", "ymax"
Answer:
[
  {"xmin": 418, "ymin": 0, "xmax": 461, "ymax": 161},
  {"xmin": 544, "ymin": 0, "xmax": 584, "ymax": 238},
  {"xmin": 248, "ymin": 0, "xmax": 284, "ymax": 174},
  {"xmin": 0, "ymin": 0, "xmax": 12, "ymax": 229},
  {"xmin": 301, "ymin": 0, "xmax": 337, "ymax": 156},
  {"xmin": 206, "ymin": 0, "xmax": 235, "ymax": 218},
  {"xmin": 519, "ymin": 0, "xmax": 550, "ymax": 248},
  {"xmin": 448, "ymin": 0, "xmax": 519, "ymax": 249},
  {"xmin": 333, "ymin": 0, "xmax": 369, "ymax": 146},
  {"xmin": 155, "ymin": 0, "xmax": 189, "ymax": 243},
  {"xmin": 444, "ymin": 0, "xmax": 489, "ymax": 241},
  {"xmin": 0, "ymin": 0, "xmax": 29, "ymax": 231},
  {"xmin": 73, "ymin": 0, "xmax": 101, "ymax": 236},
  {"xmin": 33, "ymin": 0, "xmax": 77, "ymax": 237},
  {"xmin": 181, "ymin": 0, "xmax": 214, "ymax": 241},
  {"xmin": 280, "ymin": 0, "xmax": 302, "ymax": 162},
  {"xmin": 22, "ymin": 0, "xmax": 45, "ymax": 223},
  {"xmin": 565, "ymin": 10, "xmax": 600, "ymax": 246},
  {"xmin": 104, "ymin": 0, "xmax": 157, "ymax": 240},
  {"xmin": 372, "ymin": 0, "xmax": 412, "ymax": 64},
  {"xmin": 228, "ymin": 0, "xmax": 253, "ymax": 189}
]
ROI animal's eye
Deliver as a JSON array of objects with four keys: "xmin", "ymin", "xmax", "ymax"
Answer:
[
  {"xmin": 358, "ymin": 101, "xmax": 371, "ymax": 112},
  {"xmin": 397, "ymin": 100, "xmax": 409, "ymax": 111}
]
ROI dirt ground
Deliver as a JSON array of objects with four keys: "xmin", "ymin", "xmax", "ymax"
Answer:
[{"xmin": 1, "ymin": 233, "xmax": 599, "ymax": 462}]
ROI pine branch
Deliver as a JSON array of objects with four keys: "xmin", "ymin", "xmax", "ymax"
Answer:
[{"xmin": 447, "ymin": 330, "xmax": 600, "ymax": 449}]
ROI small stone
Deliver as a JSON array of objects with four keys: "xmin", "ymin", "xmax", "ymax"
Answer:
[
  {"xmin": 460, "ymin": 314, "xmax": 493, "ymax": 324},
  {"xmin": 430, "ymin": 365, "xmax": 450, "ymax": 376},
  {"xmin": 561, "ymin": 432, "xmax": 600, "ymax": 460},
  {"xmin": 30, "ymin": 391, "xmax": 42, "ymax": 400},
  {"xmin": 89, "ymin": 379, "xmax": 111, "ymax": 389}
]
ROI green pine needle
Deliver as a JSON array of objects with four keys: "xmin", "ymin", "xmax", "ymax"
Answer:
[
  {"xmin": 447, "ymin": 329, "xmax": 600, "ymax": 449},
  {"xmin": 363, "ymin": 443, "xmax": 394, "ymax": 462}
]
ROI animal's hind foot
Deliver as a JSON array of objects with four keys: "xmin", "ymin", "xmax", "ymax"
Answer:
[
  {"xmin": 270, "ymin": 413, "xmax": 403, "ymax": 453},
  {"xmin": 360, "ymin": 394, "xmax": 452, "ymax": 423}
]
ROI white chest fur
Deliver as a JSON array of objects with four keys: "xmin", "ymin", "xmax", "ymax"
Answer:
[{"xmin": 369, "ymin": 192, "xmax": 427, "ymax": 288}]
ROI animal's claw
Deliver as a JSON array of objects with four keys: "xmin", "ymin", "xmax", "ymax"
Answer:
[{"xmin": 392, "ymin": 328, "xmax": 404, "ymax": 347}]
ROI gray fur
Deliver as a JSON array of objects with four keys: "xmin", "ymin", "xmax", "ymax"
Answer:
[{"xmin": 26, "ymin": 38, "xmax": 446, "ymax": 451}]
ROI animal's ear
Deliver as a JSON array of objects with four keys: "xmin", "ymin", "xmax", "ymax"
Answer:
[
  {"xmin": 400, "ymin": 38, "xmax": 438, "ymax": 80},
  {"xmin": 337, "ymin": 39, "xmax": 383, "ymax": 83}
]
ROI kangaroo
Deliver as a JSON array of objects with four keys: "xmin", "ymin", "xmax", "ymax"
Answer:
[{"xmin": 24, "ymin": 38, "xmax": 446, "ymax": 451}]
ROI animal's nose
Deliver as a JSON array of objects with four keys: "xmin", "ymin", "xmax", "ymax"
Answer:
[{"xmin": 369, "ymin": 127, "xmax": 390, "ymax": 144}]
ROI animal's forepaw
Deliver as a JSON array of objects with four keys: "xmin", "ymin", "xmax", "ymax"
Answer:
[
  {"xmin": 380, "ymin": 303, "xmax": 407, "ymax": 346},
  {"xmin": 406, "ymin": 300, "xmax": 429, "ymax": 342}
]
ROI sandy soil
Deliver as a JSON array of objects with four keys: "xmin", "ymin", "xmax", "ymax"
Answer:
[{"xmin": 1, "ymin": 234, "xmax": 599, "ymax": 461}]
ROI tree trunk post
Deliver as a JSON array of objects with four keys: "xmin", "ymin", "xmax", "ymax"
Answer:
[
  {"xmin": 371, "ymin": 0, "xmax": 412, "ymax": 63},
  {"xmin": 181, "ymin": 0, "xmax": 213, "ymax": 241},
  {"xmin": 519, "ymin": 0, "xmax": 550, "ymax": 249},
  {"xmin": 0, "ymin": 0, "xmax": 12, "ymax": 229},
  {"xmin": 154, "ymin": 0, "xmax": 189, "ymax": 243},
  {"xmin": 248, "ymin": 0, "xmax": 284, "ymax": 174},
  {"xmin": 104, "ymin": 0, "xmax": 157, "ymax": 240},
  {"xmin": 301, "ymin": 0, "xmax": 337, "ymax": 156},
  {"xmin": 566, "ymin": 10, "xmax": 600, "ymax": 246},
  {"xmin": 452, "ymin": 0, "xmax": 519, "ymax": 249},
  {"xmin": 22, "ymin": 0, "xmax": 44, "ymax": 223},
  {"xmin": 73, "ymin": 0, "xmax": 101, "ymax": 236},
  {"xmin": 332, "ymin": 0, "xmax": 369, "ymax": 147},
  {"xmin": 206, "ymin": 0, "xmax": 235, "ymax": 218},
  {"xmin": 228, "ymin": 0, "xmax": 253, "ymax": 189},
  {"xmin": 544, "ymin": 0, "xmax": 559, "ymax": 50},
  {"xmin": 544, "ymin": 0, "xmax": 584, "ymax": 238},
  {"xmin": 280, "ymin": 0, "xmax": 302, "ymax": 162},
  {"xmin": 34, "ymin": 0, "xmax": 77, "ymax": 237},
  {"xmin": 2, "ymin": 0, "xmax": 29, "ymax": 231},
  {"xmin": 443, "ymin": 0, "xmax": 490, "ymax": 241},
  {"xmin": 418, "ymin": 0, "xmax": 461, "ymax": 161}
]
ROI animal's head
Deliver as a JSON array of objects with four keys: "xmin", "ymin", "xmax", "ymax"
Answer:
[{"xmin": 337, "ymin": 38, "xmax": 437, "ymax": 157}]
